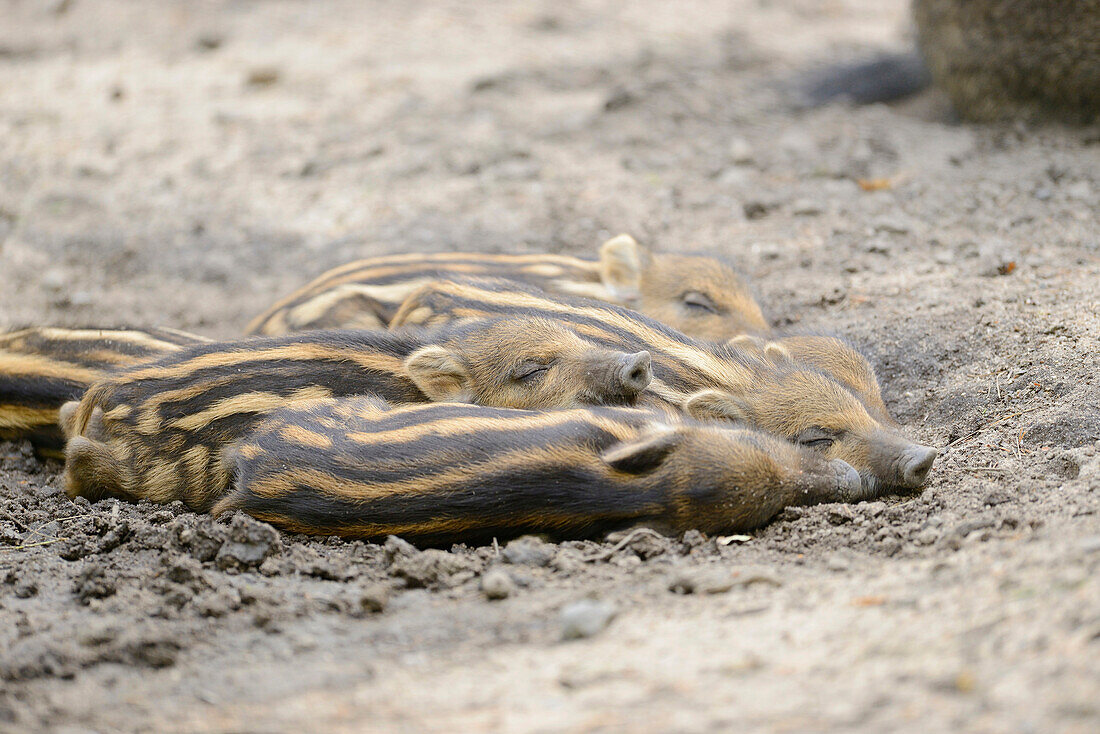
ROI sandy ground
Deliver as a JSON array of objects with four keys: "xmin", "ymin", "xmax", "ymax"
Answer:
[{"xmin": 1, "ymin": 1, "xmax": 1099, "ymax": 732}]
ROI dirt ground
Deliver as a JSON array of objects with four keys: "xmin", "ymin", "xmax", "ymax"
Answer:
[{"xmin": 1, "ymin": 1, "xmax": 1099, "ymax": 732}]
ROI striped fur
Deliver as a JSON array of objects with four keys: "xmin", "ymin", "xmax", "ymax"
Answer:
[
  {"xmin": 62, "ymin": 318, "xmax": 653, "ymax": 510},
  {"xmin": 0, "ymin": 327, "xmax": 209, "ymax": 456},
  {"xmin": 214, "ymin": 398, "xmax": 862, "ymax": 545},
  {"xmin": 725, "ymin": 333, "xmax": 893, "ymax": 423},
  {"xmin": 245, "ymin": 235, "xmax": 768, "ymax": 341},
  {"xmin": 390, "ymin": 278, "xmax": 938, "ymax": 495}
]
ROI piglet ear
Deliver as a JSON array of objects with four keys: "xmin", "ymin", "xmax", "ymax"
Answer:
[
  {"xmin": 600, "ymin": 430, "xmax": 681, "ymax": 474},
  {"xmin": 726, "ymin": 334, "xmax": 765, "ymax": 351},
  {"xmin": 683, "ymin": 389, "xmax": 753, "ymax": 423},
  {"xmin": 598, "ymin": 234, "xmax": 646, "ymax": 302},
  {"xmin": 763, "ymin": 342, "xmax": 793, "ymax": 365},
  {"xmin": 404, "ymin": 346, "xmax": 472, "ymax": 402},
  {"xmin": 58, "ymin": 400, "xmax": 82, "ymax": 439}
]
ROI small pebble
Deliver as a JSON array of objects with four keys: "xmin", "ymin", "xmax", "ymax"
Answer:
[
  {"xmin": 1064, "ymin": 180, "xmax": 1092, "ymax": 200},
  {"xmin": 480, "ymin": 568, "xmax": 515, "ymax": 600},
  {"xmin": 246, "ymin": 67, "xmax": 280, "ymax": 87},
  {"xmin": 827, "ymin": 506, "xmax": 855, "ymax": 525},
  {"xmin": 728, "ymin": 137, "xmax": 755, "ymax": 165},
  {"xmin": 357, "ymin": 583, "xmax": 389, "ymax": 614},
  {"xmin": 668, "ymin": 567, "xmax": 734, "ymax": 594},
  {"xmin": 791, "ymin": 199, "xmax": 823, "ymax": 216},
  {"xmin": 560, "ymin": 599, "xmax": 617, "ymax": 640},
  {"xmin": 383, "ymin": 535, "xmax": 418, "ymax": 563},
  {"xmin": 1078, "ymin": 536, "xmax": 1100, "ymax": 554},
  {"xmin": 777, "ymin": 507, "xmax": 804, "ymax": 522},
  {"xmin": 873, "ymin": 216, "xmax": 911, "ymax": 235},
  {"xmin": 916, "ymin": 528, "xmax": 940, "ymax": 546},
  {"xmin": 502, "ymin": 536, "xmax": 555, "ymax": 566}
]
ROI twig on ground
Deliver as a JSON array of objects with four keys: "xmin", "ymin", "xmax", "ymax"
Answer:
[
  {"xmin": 581, "ymin": 527, "xmax": 666, "ymax": 563},
  {"xmin": 1, "ymin": 537, "xmax": 69, "ymax": 551}
]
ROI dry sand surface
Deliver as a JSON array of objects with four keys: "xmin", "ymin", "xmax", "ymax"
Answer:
[{"xmin": 1, "ymin": 1, "xmax": 1099, "ymax": 732}]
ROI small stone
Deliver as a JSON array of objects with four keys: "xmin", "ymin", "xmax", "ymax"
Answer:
[
  {"xmin": 1065, "ymin": 180, "xmax": 1093, "ymax": 200},
  {"xmin": 680, "ymin": 529, "xmax": 707, "ymax": 549},
  {"xmin": 827, "ymin": 506, "xmax": 855, "ymax": 525},
  {"xmin": 777, "ymin": 507, "xmax": 804, "ymax": 522},
  {"xmin": 863, "ymin": 502, "xmax": 887, "ymax": 517},
  {"xmin": 1059, "ymin": 444, "xmax": 1100, "ymax": 480},
  {"xmin": 743, "ymin": 200, "xmax": 775, "ymax": 220},
  {"xmin": 560, "ymin": 599, "xmax": 617, "ymax": 640},
  {"xmin": 916, "ymin": 528, "xmax": 940, "ymax": 546},
  {"xmin": 383, "ymin": 535, "xmax": 418, "ymax": 563},
  {"xmin": 357, "ymin": 583, "xmax": 389, "ymax": 614},
  {"xmin": 779, "ymin": 129, "xmax": 816, "ymax": 157},
  {"xmin": 603, "ymin": 87, "xmax": 636, "ymax": 112},
  {"xmin": 865, "ymin": 237, "xmax": 893, "ymax": 254},
  {"xmin": 41, "ymin": 269, "xmax": 66, "ymax": 290},
  {"xmin": 873, "ymin": 216, "xmax": 911, "ymax": 235},
  {"xmin": 214, "ymin": 515, "xmax": 281, "ymax": 571},
  {"xmin": 825, "ymin": 554, "xmax": 850, "ymax": 572},
  {"xmin": 728, "ymin": 137, "xmax": 755, "ymax": 165},
  {"xmin": 1033, "ymin": 186, "xmax": 1053, "ymax": 201},
  {"xmin": 668, "ymin": 567, "xmax": 734, "ymax": 594},
  {"xmin": 390, "ymin": 549, "xmax": 478, "ymax": 588},
  {"xmin": 749, "ymin": 241, "xmax": 782, "ymax": 261},
  {"xmin": 74, "ymin": 563, "xmax": 115, "ymax": 604},
  {"xmin": 245, "ymin": 67, "xmax": 280, "ymax": 87},
  {"xmin": 944, "ymin": 519, "xmax": 995, "ymax": 546},
  {"xmin": 14, "ymin": 581, "xmax": 38, "ymax": 599},
  {"xmin": 163, "ymin": 556, "xmax": 205, "ymax": 588},
  {"xmin": 552, "ymin": 555, "xmax": 584, "ymax": 577},
  {"xmin": 195, "ymin": 34, "xmax": 223, "ymax": 51},
  {"xmin": 173, "ymin": 516, "xmax": 228, "ymax": 563},
  {"xmin": 717, "ymin": 167, "xmax": 751, "ymax": 186},
  {"xmin": 791, "ymin": 199, "xmax": 823, "ymax": 216},
  {"xmin": 982, "ymin": 488, "xmax": 1014, "ymax": 507},
  {"xmin": 480, "ymin": 568, "xmax": 515, "ymax": 600},
  {"xmin": 502, "ymin": 536, "xmax": 555, "ymax": 566},
  {"xmin": 197, "ymin": 587, "xmax": 241, "ymax": 618}
]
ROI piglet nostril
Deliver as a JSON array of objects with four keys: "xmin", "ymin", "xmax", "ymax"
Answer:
[
  {"xmin": 618, "ymin": 351, "xmax": 652, "ymax": 395},
  {"xmin": 901, "ymin": 445, "xmax": 938, "ymax": 487}
]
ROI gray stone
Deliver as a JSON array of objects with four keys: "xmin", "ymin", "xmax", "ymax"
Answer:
[
  {"xmin": 827, "ymin": 506, "xmax": 855, "ymax": 525},
  {"xmin": 728, "ymin": 137, "xmax": 755, "ymax": 164},
  {"xmin": 560, "ymin": 599, "xmax": 617, "ymax": 640},
  {"xmin": 390, "ymin": 549, "xmax": 479, "ymax": 588},
  {"xmin": 214, "ymin": 515, "xmax": 281, "ymax": 571},
  {"xmin": 480, "ymin": 568, "xmax": 515, "ymax": 600},
  {"xmin": 502, "ymin": 536, "xmax": 555, "ymax": 566},
  {"xmin": 791, "ymin": 199, "xmax": 824, "ymax": 216}
]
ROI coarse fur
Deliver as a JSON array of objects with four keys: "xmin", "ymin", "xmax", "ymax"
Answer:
[
  {"xmin": 725, "ymin": 333, "xmax": 892, "ymax": 423},
  {"xmin": 245, "ymin": 234, "xmax": 768, "ymax": 340},
  {"xmin": 214, "ymin": 398, "xmax": 863, "ymax": 545},
  {"xmin": 62, "ymin": 317, "xmax": 652, "ymax": 510},
  {"xmin": 0, "ymin": 326, "xmax": 208, "ymax": 456},
  {"xmin": 390, "ymin": 278, "xmax": 937, "ymax": 495}
]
